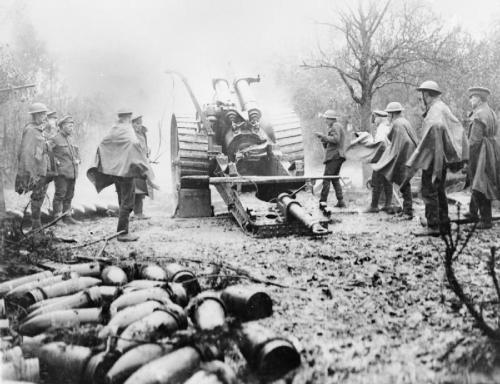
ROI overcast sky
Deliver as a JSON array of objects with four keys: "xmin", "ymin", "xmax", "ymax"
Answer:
[{"xmin": 3, "ymin": 0, "xmax": 500, "ymax": 120}]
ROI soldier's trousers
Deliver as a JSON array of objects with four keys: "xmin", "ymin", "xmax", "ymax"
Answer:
[
  {"xmin": 320, "ymin": 158, "xmax": 345, "ymax": 203},
  {"xmin": 30, "ymin": 176, "xmax": 52, "ymax": 223},
  {"xmin": 134, "ymin": 194, "xmax": 146, "ymax": 215},
  {"xmin": 53, "ymin": 176, "xmax": 75, "ymax": 215},
  {"xmin": 114, "ymin": 177, "xmax": 135, "ymax": 234},
  {"xmin": 470, "ymin": 190, "xmax": 492, "ymax": 224},
  {"xmin": 421, "ymin": 166, "xmax": 449, "ymax": 230},
  {"xmin": 370, "ymin": 171, "xmax": 393, "ymax": 208}
]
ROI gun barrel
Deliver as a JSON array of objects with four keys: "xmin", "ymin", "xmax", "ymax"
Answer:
[{"xmin": 277, "ymin": 193, "xmax": 328, "ymax": 235}]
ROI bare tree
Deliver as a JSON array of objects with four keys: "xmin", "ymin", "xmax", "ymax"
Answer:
[{"xmin": 303, "ymin": 0, "xmax": 454, "ymax": 131}]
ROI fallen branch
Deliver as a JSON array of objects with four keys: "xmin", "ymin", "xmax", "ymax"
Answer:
[
  {"xmin": 95, "ymin": 231, "xmax": 126, "ymax": 259},
  {"xmin": 149, "ymin": 255, "xmax": 304, "ymax": 291},
  {"xmin": 23, "ymin": 212, "xmax": 69, "ymax": 238},
  {"xmin": 68, "ymin": 230, "xmax": 126, "ymax": 250}
]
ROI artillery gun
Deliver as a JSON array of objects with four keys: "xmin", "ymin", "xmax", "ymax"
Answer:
[{"xmin": 168, "ymin": 71, "xmax": 340, "ymax": 237}]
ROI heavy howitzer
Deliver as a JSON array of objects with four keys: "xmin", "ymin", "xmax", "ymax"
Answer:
[{"xmin": 168, "ymin": 71, "xmax": 340, "ymax": 237}]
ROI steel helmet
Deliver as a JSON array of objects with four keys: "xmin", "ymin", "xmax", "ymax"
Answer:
[
  {"xmin": 322, "ymin": 110, "xmax": 338, "ymax": 120},
  {"xmin": 117, "ymin": 108, "xmax": 133, "ymax": 115},
  {"xmin": 468, "ymin": 86, "xmax": 490, "ymax": 98},
  {"xmin": 28, "ymin": 102, "xmax": 48, "ymax": 114},
  {"xmin": 416, "ymin": 80, "xmax": 441, "ymax": 94},
  {"xmin": 385, "ymin": 102, "xmax": 404, "ymax": 113},
  {"xmin": 372, "ymin": 110, "xmax": 388, "ymax": 117}
]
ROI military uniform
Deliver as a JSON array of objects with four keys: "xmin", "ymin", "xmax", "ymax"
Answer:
[
  {"xmin": 133, "ymin": 123, "xmax": 150, "ymax": 217},
  {"xmin": 49, "ymin": 126, "xmax": 80, "ymax": 220},
  {"xmin": 407, "ymin": 81, "xmax": 468, "ymax": 234},
  {"xmin": 374, "ymin": 114, "xmax": 418, "ymax": 216},
  {"xmin": 466, "ymin": 88, "xmax": 500, "ymax": 228},
  {"xmin": 368, "ymin": 115, "xmax": 393, "ymax": 211},
  {"xmin": 319, "ymin": 120, "xmax": 346, "ymax": 206},
  {"xmin": 16, "ymin": 121, "xmax": 52, "ymax": 228}
]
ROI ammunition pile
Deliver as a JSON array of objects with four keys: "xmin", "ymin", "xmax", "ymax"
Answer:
[{"xmin": 0, "ymin": 261, "xmax": 300, "ymax": 383}]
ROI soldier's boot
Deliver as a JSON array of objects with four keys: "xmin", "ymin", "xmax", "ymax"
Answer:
[
  {"xmin": 30, "ymin": 202, "xmax": 43, "ymax": 230},
  {"xmin": 381, "ymin": 183, "xmax": 394, "ymax": 213},
  {"xmin": 62, "ymin": 203, "xmax": 78, "ymax": 225},
  {"xmin": 333, "ymin": 181, "xmax": 346, "ymax": 208},
  {"xmin": 116, "ymin": 213, "xmax": 138, "ymax": 242},
  {"xmin": 477, "ymin": 198, "xmax": 492, "ymax": 230},
  {"xmin": 132, "ymin": 195, "xmax": 150, "ymax": 220},
  {"xmin": 53, "ymin": 200, "xmax": 66, "ymax": 227}
]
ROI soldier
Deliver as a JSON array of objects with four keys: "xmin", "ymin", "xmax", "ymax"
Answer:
[
  {"xmin": 15, "ymin": 102, "xmax": 52, "ymax": 229},
  {"xmin": 87, "ymin": 109, "xmax": 155, "ymax": 242},
  {"xmin": 315, "ymin": 110, "xmax": 346, "ymax": 209},
  {"xmin": 464, "ymin": 87, "xmax": 500, "ymax": 229},
  {"xmin": 372, "ymin": 102, "xmax": 418, "ymax": 219},
  {"xmin": 45, "ymin": 111, "xmax": 58, "ymax": 139},
  {"xmin": 364, "ymin": 110, "xmax": 394, "ymax": 213},
  {"xmin": 50, "ymin": 115, "xmax": 80, "ymax": 225},
  {"xmin": 131, "ymin": 115, "xmax": 150, "ymax": 220},
  {"xmin": 406, "ymin": 81, "xmax": 468, "ymax": 236}
]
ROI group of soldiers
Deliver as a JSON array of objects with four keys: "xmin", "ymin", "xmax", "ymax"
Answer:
[
  {"xmin": 14, "ymin": 80, "xmax": 500, "ymax": 240},
  {"xmin": 16, "ymin": 105, "xmax": 153, "ymax": 242},
  {"xmin": 317, "ymin": 80, "xmax": 500, "ymax": 236}
]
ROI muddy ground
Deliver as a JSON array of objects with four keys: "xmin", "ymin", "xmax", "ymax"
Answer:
[{"xmin": 4, "ymin": 186, "xmax": 500, "ymax": 384}]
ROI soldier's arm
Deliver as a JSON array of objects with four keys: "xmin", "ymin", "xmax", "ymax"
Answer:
[
  {"xmin": 470, "ymin": 118, "xmax": 485, "ymax": 146},
  {"xmin": 321, "ymin": 123, "xmax": 342, "ymax": 144}
]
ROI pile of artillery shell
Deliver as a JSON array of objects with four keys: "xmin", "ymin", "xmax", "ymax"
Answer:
[{"xmin": 0, "ymin": 262, "xmax": 301, "ymax": 383}]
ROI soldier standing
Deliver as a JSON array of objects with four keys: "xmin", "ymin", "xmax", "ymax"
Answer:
[
  {"xmin": 464, "ymin": 87, "xmax": 500, "ymax": 229},
  {"xmin": 131, "ymin": 115, "xmax": 150, "ymax": 220},
  {"xmin": 364, "ymin": 110, "xmax": 394, "ymax": 213},
  {"xmin": 406, "ymin": 81, "xmax": 468, "ymax": 236},
  {"xmin": 16, "ymin": 103, "xmax": 52, "ymax": 229},
  {"xmin": 315, "ymin": 110, "xmax": 346, "ymax": 209},
  {"xmin": 373, "ymin": 102, "xmax": 418, "ymax": 219},
  {"xmin": 50, "ymin": 115, "xmax": 80, "ymax": 225},
  {"xmin": 87, "ymin": 109, "xmax": 155, "ymax": 242}
]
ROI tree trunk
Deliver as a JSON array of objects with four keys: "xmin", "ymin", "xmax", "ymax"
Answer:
[
  {"xmin": 359, "ymin": 95, "xmax": 373, "ymax": 188},
  {"xmin": 359, "ymin": 96, "xmax": 372, "ymax": 132}
]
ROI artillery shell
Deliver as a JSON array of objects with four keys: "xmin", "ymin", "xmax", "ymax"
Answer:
[
  {"xmin": 102, "ymin": 266, "xmax": 128, "ymax": 286},
  {"xmin": 98, "ymin": 285, "xmax": 121, "ymax": 300},
  {"xmin": 106, "ymin": 343, "xmax": 174, "ymax": 384},
  {"xmin": 83, "ymin": 350, "xmax": 118, "ymax": 384},
  {"xmin": 189, "ymin": 291, "xmax": 226, "ymax": 330},
  {"xmin": 24, "ymin": 286, "xmax": 102, "ymax": 321},
  {"xmin": 98, "ymin": 301, "xmax": 162, "ymax": 339},
  {"xmin": 123, "ymin": 346, "xmax": 202, "ymax": 384},
  {"xmin": 237, "ymin": 322, "xmax": 301, "ymax": 378},
  {"xmin": 1, "ymin": 358, "xmax": 39, "ymax": 382},
  {"xmin": 27, "ymin": 294, "xmax": 73, "ymax": 313},
  {"xmin": 220, "ymin": 285, "xmax": 273, "ymax": 320},
  {"xmin": 24, "ymin": 276, "xmax": 101, "ymax": 305},
  {"xmin": 56, "ymin": 262, "xmax": 102, "ymax": 277},
  {"xmin": 6, "ymin": 273, "xmax": 73, "ymax": 301},
  {"xmin": 1, "ymin": 346, "xmax": 23, "ymax": 363},
  {"xmin": 168, "ymin": 282, "xmax": 189, "ymax": 307},
  {"xmin": 123, "ymin": 280, "xmax": 165, "ymax": 290},
  {"xmin": 184, "ymin": 361, "xmax": 237, "ymax": 384},
  {"xmin": 164, "ymin": 263, "xmax": 201, "ymax": 297},
  {"xmin": 19, "ymin": 308, "xmax": 103, "ymax": 336},
  {"xmin": 138, "ymin": 264, "xmax": 168, "ymax": 281},
  {"xmin": 19, "ymin": 334, "xmax": 48, "ymax": 357},
  {"xmin": 38, "ymin": 342, "xmax": 92, "ymax": 384},
  {"xmin": 0, "ymin": 270, "xmax": 53, "ymax": 296},
  {"xmin": 109, "ymin": 287, "xmax": 173, "ymax": 316},
  {"xmin": 116, "ymin": 303, "xmax": 187, "ymax": 352}
]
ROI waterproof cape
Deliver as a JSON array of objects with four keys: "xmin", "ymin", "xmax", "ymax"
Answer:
[
  {"xmin": 468, "ymin": 104, "xmax": 500, "ymax": 200},
  {"xmin": 87, "ymin": 123, "xmax": 154, "ymax": 193},
  {"xmin": 406, "ymin": 99, "xmax": 469, "ymax": 183},
  {"xmin": 372, "ymin": 117, "xmax": 418, "ymax": 185},
  {"xmin": 345, "ymin": 132, "xmax": 386, "ymax": 164}
]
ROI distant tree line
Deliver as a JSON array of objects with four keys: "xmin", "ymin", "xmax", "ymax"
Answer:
[{"xmin": 276, "ymin": 0, "xmax": 500, "ymax": 165}]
